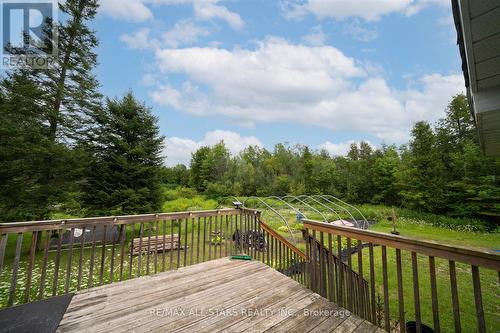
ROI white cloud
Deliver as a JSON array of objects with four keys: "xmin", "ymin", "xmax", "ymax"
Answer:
[
  {"xmin": 164, "ymin": 130, "xmax": 263, "ymax": 166},
  {"xmin": 405, "ymin": 0, "xmax": 451, "ymax": 16},
  {"xmin": 319, "ymin": 140, "xmax": 374, "ymax": 156},
  {"xmin": 193, "ymin": 1, "xmax": 244, "ymax": 30},
  {"xmin": 99, "ymin": 0, "xmax": 153, "ymax": 22},
  {"xmin": 150, "ymin": 0, "xmax": 244, "ymax": 29},
  {"xmin": 150, "ymin": 84, "xmax": 182, "ymax": 109},
  {"xmin": 283, "ymin": 0, "xmax": 450, "ymax": 21},
  {"xmin": 121, "ymin": 21, "xmax": 209, "ymax": 51},
  {"xmin": 343, "ymin": 19, "xmax": 378, "ymax": 42},
  {"xmin": 318, "ymin": 140, "xmax": 356, "ymax": 156},
  {"xmin": 162, "ymin": 21, "xmax": 210, "ymax": 48},
  {"xmin": 151, "ymin": 38, "xmax": 464, "ymax": 144},
  {"xmin": 120, "ymin": 28, "xmax": 157, "ymax": 49},
  {"xmin": 302, "ymin": 25, "xmax": 328, "ymax": 46}
]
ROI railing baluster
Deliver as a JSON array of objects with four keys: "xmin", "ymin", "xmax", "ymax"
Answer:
[
  {"xmin": 162, "ymin": 219, "xmax": 167, "ymax": 271},
  {"xmin": 202, "ymin": 217, "xmax": 207, "ymax": 261},
  {"xmin": 275, "ymin": 237, "xmax": 279, "ymax": 270},
  {"xmin": 177, "ymin": 217, "xmax": 181, "ymax": 269},
  {"xmin": 220, "ymin": 215, "xmax": 224, "ymax": 259},
  {"xmin": 99, "ymin": 225, "xmax": 108, "ymax": 285},
  {"xmin": 208, "ymin": 216, "xmax": 212, "ymax": 261},
  {"xmin": 304, "ymin": 229, "xmax": 310, "ymax": 289},
  {"xmin": 311, "ymin": 230, "xmax": 317, "ymax": 292},
  {"xmin": 411, "ymin": 252, "xmax": 421, "ymax": 333},
  {"xmin": 269, "ymin": 230, "xmax": 274, "ymax": 268},
  {"xmin": 224, "ymin": 215, "xmax": 229, "ymax": 257},
  {"xmin": 77, "ymin": 227, "xmax": 86, "ymax": 289},
  {"xmin": 128, "ymin": 223, "xmax": 135, "ymax": 278},
  {"xmin": 183, "ymin": 218, "xmax": 188, "ymax": 266},
  {"xmin": 327, "ymin": 233, "xmax": 334, "ymax": 302},
  {"xmin": 119, "ymin": 224, "xmax": 126, "ymax": 281},
  {"xmin": 369, "ymin": 243, "xmax": 376, "ymax": 324},
  {"xmin": 337, "ymin": 235, "xmax": 343, "ymax": 306},
  {"xmin": 449, "ymin": 260, "xmax": 461, "ymax": 333},
  {"xmin": 396, "ymin": 249, "xmax": 406, "ymax": 333},
  {"xmin": 319, "ymin": 231, "xmax": 325, "ymax": 297},
  {"xmin": 429, "ymin": 256, "xmax": 440, "ymax": 333},
  {"xmin": 154, "ymin": 220, "xmax": 159, "ymax": 273},
  {"xmin": 89, "ymin": 225, "xmax": 96, "ymax": 287},
  {"xmin": 381, "ymin": 245, "xmax": 390, "ymax": 332},
  {"xmin": 146, "ymin": 222, "xmax": 151, "ymax": 275},
  {"xmin": 170, "ymin": 219, "xmax": 175, "ymax": 269},
  {"xmin": 471, "ymin": 265, "xmax": 486, "ymax": 333},
  {"xmin": 8, "ymin": 232, "xmax": 23, "ymax": 306},
  {"xmin": 357, "ymin": 239, "xmax": 364, "ymax": 318},
  {"xmin": 191, "ymin": 217, "xmax": 195, "ymax": 264},
  {"xmin": 65, "ymin": 228, "xmax": 75, "ymax": 292},
  {"xmin": 24, "ymin": 231, "xmax": 37, "ymax": 303},
  {"xmin": 137, "ymin": 223, "xmax": 144, "ymax": 276},
  {"xmin": 109, "ymin": 226, "xmax": 117, "ymax": 283},
  {"xmin": 278, "ymin": 240, "xmax": 282, "ymax": 272},
  {"xmin": 253, "ymin": 214, "xmax": 257, "ymax": 260},
  {"xmin": 346, "ymin": 237, "xmax": 353, "ymax": 312},
  {"xmin": 53, "ymin": 229, "xmax": 62, "ymax": 295},
  {"xmin": 196, "ymin": 217, "xmax": 201, "ymax": 263},
  {"xmin": 0, "ymin": 233, "xmax": 8, "ymax": 276},
  {"xmin": 39, "ymin": 230, "xmax": 50, "ymax": 298},
  {"xmin": 239, "ymin": 214, "xmax": 244, "ymax": 253},
  {"xmin": 229, "ymin": 215, "xmax": 234, "ymax": 256}
]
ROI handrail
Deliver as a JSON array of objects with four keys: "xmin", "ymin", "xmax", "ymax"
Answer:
[
  {"xmin": 303, "ymin": 219, "xmax": 500, "ymax": 270},
  {"xmin": 0, "ymin": 209, "xmax": 241, "ymax": 233},
  {"xmin": 259, "ymin": 220, "xmax": 306, "ymax": 259}
]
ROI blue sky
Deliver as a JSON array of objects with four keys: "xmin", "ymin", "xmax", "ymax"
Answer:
[{"xmin": 94, "ymin": 0, "xmax": 464, "ymax": 165}]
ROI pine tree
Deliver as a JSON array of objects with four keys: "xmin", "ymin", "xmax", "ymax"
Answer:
[
  {"xmin": 83, "ymin": 93, "xmax": 165, "ymax": 215},
  {"xmin": 0, "ymin": 0, "xmax": 101, "ymax": 221}
]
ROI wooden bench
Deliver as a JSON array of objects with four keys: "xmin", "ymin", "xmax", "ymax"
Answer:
[{"xmin": 131, "ymin": 234, "xmax": 184, "ymax": 255}]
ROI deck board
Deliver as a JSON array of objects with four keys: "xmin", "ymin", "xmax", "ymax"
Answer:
[{"xmin": 57, "ymin": 258, "xmax": 379, "ymax": 333}]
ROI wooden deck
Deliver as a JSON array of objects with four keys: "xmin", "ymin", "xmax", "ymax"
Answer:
[{"xmin": 56, "ymin": 258, "xmax": 381, "ymax": 333}]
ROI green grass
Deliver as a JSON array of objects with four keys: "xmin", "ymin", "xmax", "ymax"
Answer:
[{"xmin": 370, "ymin": 219, "xmax": 499, "ymax": 251}]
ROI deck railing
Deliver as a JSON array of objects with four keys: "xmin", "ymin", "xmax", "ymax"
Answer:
[
  {"xmin": 0, "ymin": 208, "xmax": 256, "ymax": 308},
  {"xmin": 303, "ymin": 229, "xmax": 371, "ymax": 318},
  {"xmin": 303, "ymin": 219, "xmax": 500, "ymax": 333},
  {"xmin": 254, "ymin": 214, "xmax": 306, "ymax": 284}
]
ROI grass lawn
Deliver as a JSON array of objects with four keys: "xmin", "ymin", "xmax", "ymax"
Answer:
[{"xmin": 370, "ymin": 219, "xmax": 499, "ymax": 251}]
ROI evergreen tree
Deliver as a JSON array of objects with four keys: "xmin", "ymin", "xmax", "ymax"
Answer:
[
  {"xmin": 301, "ymin": 146, "xmax": 314, "ymax": 193},
  {"xmin": 0, "ymin": 0, "xmax": 101, "ymax": 220},
  {"xmin": 83, "ymin": 93, "xmax": 164, "ymax": 215}
]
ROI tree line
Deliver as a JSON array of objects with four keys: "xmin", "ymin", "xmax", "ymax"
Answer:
[
  {"xmin": 0, "ymin": 1, "xmax": 498, "ymax": 223},
  {"xmin": 165, "ymin": 94, "xmax": 499, "ymax": 220}
]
